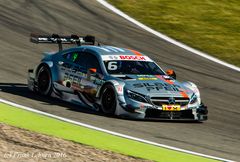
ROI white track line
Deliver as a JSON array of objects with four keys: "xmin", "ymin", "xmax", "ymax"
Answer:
[
  {"xmin": 97, "ymin": 0, "xmax": 240, "ymax": 72},
  {"xmin": 0, "ymin": 98, "xmax": 234, "ymax": 162}
]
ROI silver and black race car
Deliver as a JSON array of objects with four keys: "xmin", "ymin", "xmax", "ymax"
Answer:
[{"xmin": 28, "ymin": 34, "xmax": 208, "ymax": 121}]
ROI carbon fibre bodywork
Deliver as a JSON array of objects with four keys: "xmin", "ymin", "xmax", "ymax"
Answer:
[{"xmin": 28, "ymin": 45, "xmax": 208, "ymax": 121}]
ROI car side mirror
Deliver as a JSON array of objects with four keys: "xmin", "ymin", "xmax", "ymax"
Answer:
[
  {"xmin": 89, "ymin": 68, "xmax": 97, "ymax": 74},
  {"xmin": 87, "ymin": 68, "xmax": 97, "ymax": 80},
  {"xmin": 166, "ymin": 69, "xmax": 176, "ymax": 79}
]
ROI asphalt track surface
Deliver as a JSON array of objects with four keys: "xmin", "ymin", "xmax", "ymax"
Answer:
[{"xmin": 0, "ymin": 0, "xmax": 239, "ymax": 161}]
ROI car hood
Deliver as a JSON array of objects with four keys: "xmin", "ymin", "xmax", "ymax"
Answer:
[{"xmin": 112, "ymin": 74, "xmax": 194, "ymax": 98}]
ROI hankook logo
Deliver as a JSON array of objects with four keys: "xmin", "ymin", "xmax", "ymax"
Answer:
[{"xmin": 168, "ymin": 97, "xmax": 175, "ymax": 104}]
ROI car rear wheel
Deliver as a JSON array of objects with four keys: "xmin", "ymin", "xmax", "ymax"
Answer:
[
  {"xmin": 36, "ymin": 65, "xmax": 52, "ymax": 96},
  {"xmin": 101, "ymin": 84, "xmax": 117, "ymax": 115}
]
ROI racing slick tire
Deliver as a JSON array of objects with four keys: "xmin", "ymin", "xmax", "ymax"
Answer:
[
  {"xmin": 36, "ymin": 65, "xmax": 52, "ymax": 96},
  {"xmin": 100, "ymin": 84, "xmax": 117, "ymax": 115}
]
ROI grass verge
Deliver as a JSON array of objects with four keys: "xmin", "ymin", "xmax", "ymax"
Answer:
[
  {"xmin": 0, "ymin": 102, "xmax": 218, "ymax": 162},
  {"xmin": 107, "ymin": 0, "xmax": 240, "ymax": 67}
]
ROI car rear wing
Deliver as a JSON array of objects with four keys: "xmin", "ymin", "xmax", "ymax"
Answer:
[{"xmin": 30, "ymin": 33, "xmax": 95, "ymax": 51}]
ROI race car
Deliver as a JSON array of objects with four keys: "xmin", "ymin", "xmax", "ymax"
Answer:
[{"xmin": 28, "ymin": 33, "xmax": 208, "ymax": 121}]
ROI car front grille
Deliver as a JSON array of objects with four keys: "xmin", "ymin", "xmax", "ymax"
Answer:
[
  {"xmin": 150, "ymin": 97, "xmax": 189, "ymax": 107},
  {"xmin": 145, "ymin": 109, "xmax": 194, "ymax": 119}
]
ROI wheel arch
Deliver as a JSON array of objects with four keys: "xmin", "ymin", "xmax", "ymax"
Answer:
[
  {"xmin": 97, "ymin": 81, "xmax": 115, "ymax": 98},
  {"xmin": 182, "ymin": 81, "xmax": 201, "ymax": 104},
  {"xmin": 97, "ymin": 80, "xmax": 125, "ymax": 98},
  {"xmin": 35, "ymin": 62, "xmax": 53, "ymax": 96},
  {"xmin": 35, "ymin": 61, "xmax": 54, "ymax": 79},
  {"xmin": 99, "ymin": 82, "xmax": 118, "ymax": 115}
]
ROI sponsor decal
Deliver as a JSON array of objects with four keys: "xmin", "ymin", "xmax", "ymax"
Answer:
[
  {"xmin": 101, "ymin": 55, "xmax": 153, "ymax": 62},
  {"xmin": 116, "ymin": 85, "xmax": 123, "ymax": 95},
  {"xmin": 138, "ymin": 78, "xmax": 158, "ymax": 80},
  {"xmin": 60, "ymin": 64, "xmax": 104, "ymax": 93},
  {"xmin": 119, "ymin": 55, "xmax": 145, "ymax": 61},
  {"xmin": 72, "ymin": 53, "xmax": 78, "ymax": 62},
  {"xmin": 117, "ymin": 86, "xmax": 123, "ymax": 92},
  {"xmin": 133, "ymin": 82, "xmax": 181, "ymax": 92},
  {"xmin": 139, "ymin": 103, "xmax": 145, "ymax": 110},
  {"xmin": 162, "ymin": 105, "xmax": 181, "ymax": 111},
  {"xmin": 137, "ymin": 75, "xmax": 153, "ymax": 77},
  {"xmin": 155, "ymin": 75, "xmax": 174, "ymax": 84}
]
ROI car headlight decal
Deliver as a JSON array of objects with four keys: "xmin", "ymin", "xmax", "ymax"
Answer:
[
  {"xmin": 126, "ymin": 90, "xmax": 148, "ymax": 103},
  {"xmin": 189, "ymin": 93, "xmax": 197, "ymax": 104}
]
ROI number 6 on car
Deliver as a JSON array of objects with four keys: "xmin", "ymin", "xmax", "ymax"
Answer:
[{"xmin": 108, "ymin": 61, "xmax": 118, "ymax": 70}]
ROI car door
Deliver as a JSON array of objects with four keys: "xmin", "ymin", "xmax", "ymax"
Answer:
[
  {"xmin": 55, "ymin": 51, "xmax": 84, "ymax": 93},
  {"xmin": 76, "ymin": 52, "xmax": 104, "ymax": 102}
]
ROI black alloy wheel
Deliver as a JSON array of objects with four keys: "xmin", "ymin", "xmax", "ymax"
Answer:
[
  {"xmin": 37, "ymin": 65, "xmax": 52, "ymax": 95},
  {"xmin": 101, "ymin": 84, "xmax": 117, "ymax": 115}
]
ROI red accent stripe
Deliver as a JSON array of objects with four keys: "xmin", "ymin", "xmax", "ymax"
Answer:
[
  {"xmin": 129, "ymin": 49, "xmax": 142, "ymax": 56},
  {"xmin": 155, "ymin": 75, "xmax": 174, "ymax": 85},
  {"xmin": 180, "ymin": 91, "xmax": 188, "ymax": 98}
]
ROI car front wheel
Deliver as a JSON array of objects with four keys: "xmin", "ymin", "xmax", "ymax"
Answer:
[{"xmin": 101, "ymin": 84, "xmax": 117, "ymax": 115}]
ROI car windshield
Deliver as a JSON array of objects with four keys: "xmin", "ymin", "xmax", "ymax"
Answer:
[{"xmin": 104, "ymin": 60, "xmax": 165, "ymax": 75}]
